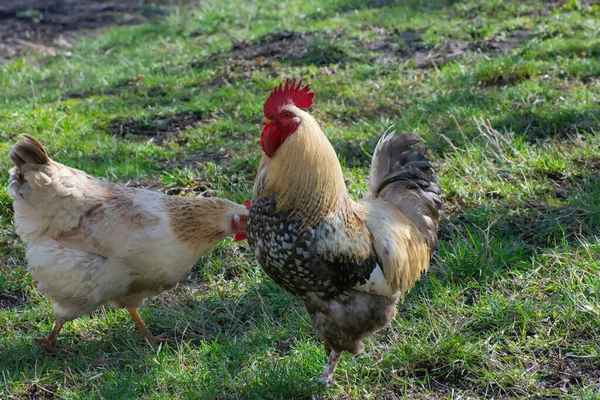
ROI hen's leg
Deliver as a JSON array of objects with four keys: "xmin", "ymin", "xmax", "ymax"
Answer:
[
  {"xmin": 127, "ymin": 307, "xmax": 168, "ymax": 343},
  {"xmin": 319, "ymin": 349, "xmax": 342, "ymax": 384},
  {"xmin": 36, "ymin": 318, "xmax": 65, "ymax": 351}
]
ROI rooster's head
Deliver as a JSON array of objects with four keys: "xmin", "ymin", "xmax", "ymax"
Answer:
[{"xmin": 261, "ymin": 79, "xmax": 314, "ymax": 157}]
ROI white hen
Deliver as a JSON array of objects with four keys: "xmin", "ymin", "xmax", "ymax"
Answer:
[{"xmin": 8, "ymin": 134, "xmax": 249, "ymax": 350}]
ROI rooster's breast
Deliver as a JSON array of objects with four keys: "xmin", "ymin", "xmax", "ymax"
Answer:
[{"xmin": 247, "ymin": 196, "xmax": 377, "ymax": 299}]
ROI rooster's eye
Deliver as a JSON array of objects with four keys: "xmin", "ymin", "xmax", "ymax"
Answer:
[{"xmin": 282, "ymin": 112, "xmax": 291, "ymax": 118}]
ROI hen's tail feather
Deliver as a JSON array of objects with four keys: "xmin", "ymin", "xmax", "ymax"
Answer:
[
  {"xmin": 9, "ymin": 134, "xmax": 50, "ymax": 169},
  {"xmin": 369, "ymin": 131, "xmax": 443, "ymax": 250},
  {"xmin": 8, "ymin": 134, "xmax": 51, "ymax": 198}
]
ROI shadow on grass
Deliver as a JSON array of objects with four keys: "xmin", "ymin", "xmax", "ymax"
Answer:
[
  {"xmin": 0, "ymin": 290, "xmax": 28, "ymax": 309},
  {"xmin": 0, "ymin": 273, "xmax": 326, "ymax": 397},
  {"xmin": 0, "ymin": 331, "xmax": 169, "ymax": 398}
]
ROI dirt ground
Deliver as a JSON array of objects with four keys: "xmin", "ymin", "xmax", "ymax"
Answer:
[{"xmin": 0, "ymin": 0, "xmax": 187, "ymax": 61}]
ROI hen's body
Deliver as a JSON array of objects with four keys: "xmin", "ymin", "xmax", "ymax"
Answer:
[
  {"xmin": 8, "ymin": 135, "xmax": 248, "ymax": 349},
  {"xmin": 247, "ymin": 94, "xmax": 442, "ymax": 382},
  {"xmin": 19, "ymin": 187, "xmax": 228, "ymax": 320}
]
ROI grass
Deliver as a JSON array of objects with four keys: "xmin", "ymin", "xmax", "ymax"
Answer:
[{"xmin": 1, "ymin": 0, "xmax": 599, "ymax": 398}]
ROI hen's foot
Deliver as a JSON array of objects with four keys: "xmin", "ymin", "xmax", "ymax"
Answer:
[
  {"xmin": 144, "ymin": 333, "xmax": 173, "ymax": 344},
  {"xmin": 36, "ymin": 336, "xmax": 57, "ymax": 352},
  {"xmin": 127, "ymin": 307, "xmax": 173, "ymax": 344},
  {"xmin": 36, "ymin": 318, "xmax": 65, "ymax": 352}
]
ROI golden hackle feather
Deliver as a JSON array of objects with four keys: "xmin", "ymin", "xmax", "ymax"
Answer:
[{"xmin": 257, "ymin": 106, "xmax": 348, "ymax": 227}]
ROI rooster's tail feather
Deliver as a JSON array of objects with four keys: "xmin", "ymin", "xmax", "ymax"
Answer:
[{"xmin": 369, "ymin": 131, "xmax": 442, "ymax": 249}]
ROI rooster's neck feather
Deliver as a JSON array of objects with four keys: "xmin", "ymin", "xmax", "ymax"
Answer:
[{"xmin": 258, "ymin": 109, "xmax": 349, "ymax": 225}]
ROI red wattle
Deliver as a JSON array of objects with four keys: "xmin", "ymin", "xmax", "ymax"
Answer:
[
  {"xmin": 261, "ymin": 121, "xmax": 298, "ymax": 157},
  {"xmin": 261, "ymin": 122, "xmax": 277, "ymax": 157},
  {"xmin": 235, "ymin": 232, "xmax": 248, "ymax": 241}
]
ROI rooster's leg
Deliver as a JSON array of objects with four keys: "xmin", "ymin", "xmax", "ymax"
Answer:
[
  {"xmin": 36, "ymin": 318, "xmax": 65, "ymax": 352},
  {"xmin": 318, "ymin": 349, "xmax": 342, "ymax": 384},
  {"xmin": 127, "ymin": 307, "xmax": 168, "ymax": 343},
  {"xmin": 323, "ymin": 339, "xmax": 332, "ymax": 357}
]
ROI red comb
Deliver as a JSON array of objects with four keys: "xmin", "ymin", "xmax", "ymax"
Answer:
[
  {"xmin": 264, "ymin": 79, "xmax": 314, "ymax": 118},
  {"xmin": 244, "ymin": 199, "xmax": 252, "ymax": 210}
]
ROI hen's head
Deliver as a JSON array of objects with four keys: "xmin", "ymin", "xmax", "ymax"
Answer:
[
  {"xmin": 261, "ymin": 79, "xmax": 314, "ymax": 157},
  {"xmin": 231, "ymin": 200, "xmax": 252, "ymax": 241}
]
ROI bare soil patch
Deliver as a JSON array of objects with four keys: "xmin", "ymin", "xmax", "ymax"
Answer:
[
  {"xmin": 0, "ymin": 291, "xmax": 27, "ymax": 309},
  {"xmin": 229, "ymin": 30, "xmax": 314, "ymax": 64},
  {"xmin": 22, "ymin": 382, "xmax": 58, "ymax": 399},
  {"xmin": 160, "ymin": 148, "xmax": 233, "ymax": 168},
  {"xmin": 0, "ymin": 0, "xmax": 188, "ymax": 61},
  {"xmin": 195, "ymin": 27, "xmax": 532, "ymax": 87},
  {"xmin": 109, "ymin": 111, "xmax": 204, "ymax": 144},
  {"xmin": 534, "ymin": 353, "xmax": 600, "ymax": 393},
  {"xmin": 368, "ymin": 27, "xmax": 531, "ymax": 67},
  {"xmin": 64, "ymin": 77, "xmax": 194, "ymax": 105},
  {"xmin": 272, "ymin": 337, "xmax": 297, "ymax": 356},
  {"xmin": 243, "ymin": 27, "xmax": 529, "ymax": 67},
  {"xmin": 192, "ymin": 30, "xmax": 347, "ymax": 86}
]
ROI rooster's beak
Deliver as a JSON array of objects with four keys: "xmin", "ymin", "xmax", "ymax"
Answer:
[{"xmin": 262, "ymin": 117, "xmax": 271, "ymax": 125}]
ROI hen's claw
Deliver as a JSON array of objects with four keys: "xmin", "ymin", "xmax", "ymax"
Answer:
[
  {"xmin": 36, "ymin": 336, "xmax": 57, "ymax": 353},
  {"xmin": 36, "ymin": 318, "xmax": 65, "ymax": 352},
  {"xmin": 127, "ymin": 307, "xmax": 173, "ymax": 344},
  {"xmin": 144, "ymin": 333, "xmax": 173, "ymax": 344}
]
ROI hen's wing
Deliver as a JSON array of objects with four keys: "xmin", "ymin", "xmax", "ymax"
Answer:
[{"xmin": 9, "ymin": 135, "xmax": 164, "ymax": 257}]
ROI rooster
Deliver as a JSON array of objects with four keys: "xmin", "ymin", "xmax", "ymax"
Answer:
[
  {"xmin": 246, "ymin": 80, "xmax": 442, "ymax": 383},
  {"xmin": 8, "ymin": 134, "xmax": 249, "ymax": 350}
]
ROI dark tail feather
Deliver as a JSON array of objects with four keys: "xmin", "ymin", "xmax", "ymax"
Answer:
[
  {"xmin": 369, "ymin": 131, "xmax": 442, "ymax": 249},
  {"xmin": 9, "ymin": 134, "xmax": 50, "ymax": 170}
]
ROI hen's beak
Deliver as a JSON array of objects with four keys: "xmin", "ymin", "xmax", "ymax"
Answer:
[{"xmin": 262, "ymin": 117, "xmax": 271, "ymax": 125}]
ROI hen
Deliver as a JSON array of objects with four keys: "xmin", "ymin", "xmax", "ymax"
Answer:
[
  {"xmin": 246, "ymin": 80, "xmax": 443, "ymax": 382},
  {"xmin": 8, "ymin": 134, "xmax": 249, "ymax": 350}
]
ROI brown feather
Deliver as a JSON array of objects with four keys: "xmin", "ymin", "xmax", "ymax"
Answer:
[{"xmin": 165, "ymin": 196, "xmax": 243, "ymax": 253}]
